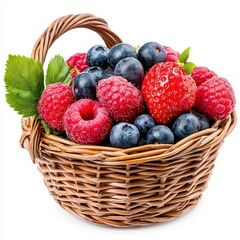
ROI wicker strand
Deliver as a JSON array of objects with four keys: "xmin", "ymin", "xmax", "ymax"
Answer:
[{"xmin": 31, "ymin": 14, "xmax": 122, "ymax": 63}]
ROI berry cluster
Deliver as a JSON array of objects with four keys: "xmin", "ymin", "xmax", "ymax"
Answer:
[{"xmin": 37, "ymin": 42, "xmax": 236, "ymax": 148}]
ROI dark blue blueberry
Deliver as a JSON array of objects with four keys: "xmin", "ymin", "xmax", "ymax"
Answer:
[
  {"xmin": 138, "ymin": 42, "xmax": 166, "ymax": 71},
  {"xmin": 72, "ymin": 72, "xmax": 97, "ymax": 100},
  {"xmin": 104, "ymin": 68, "xmax": 114, "ymax": 75},
  {"xmin": 109, "ymin": 122, "xmax": 140, "ymax": 148},
  {"xmin": 86, "ymin": 45, "xmax": 109, "ymax": 69},
  {"xmin": 85, "ymin": 66, "xmax": 104, "ymax": 80},
  {"xmin": 138, "ymin": 137, "xmax": 147, "ymax": 146},
  {"xmin": 146, "ymin": 125, "xmax": 174, "ymax": 144},
  {"xmin": 134, "ymin": 114, "xmax": 155, "ymax": 136},
  {"xmin": 107, "ymin": 43, "xmax": 137, "ymax": 69},
  {"xmin": 114, "ymin": 57, "xmax": 144, "ymax": 86},
  {"xmin": 191, "ymin": 109, "xmax": 210, "ymax": 130},
  {"xmin": 85, "ymin": 66, "xmax": 112, "ymax": 82},
  {"xmin": 172, "ymin": 113, "xmax": 201, "ymax": 140},
  {"xmin": 58, "ymin": 133, "xmax": 71, "ymax": 141}
]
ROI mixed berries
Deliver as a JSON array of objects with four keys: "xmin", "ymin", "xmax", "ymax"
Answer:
[{"xmin": 37, "ymin": 41, "xmax": 236, "ymax": 148}]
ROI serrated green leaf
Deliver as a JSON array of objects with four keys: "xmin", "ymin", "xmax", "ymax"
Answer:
[
  {"xmin": 179, "ymin": 47, "xmax": 191, "ymax": 63},
  {"xmin": 183, "ymin": 62, "xmax": 196, "ymax": 74},
  {"xmin": 4, "ymin": 55, "xmax": 44, "ymax": 117},
  {"xmin": 46, "ymin": 55, "xmax": 72, "ymax": 86}
]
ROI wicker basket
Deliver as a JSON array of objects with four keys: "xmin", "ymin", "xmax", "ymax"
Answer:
[{"xmin": 20, "ymin": 13, "xmax": 237, "ymax": 227}]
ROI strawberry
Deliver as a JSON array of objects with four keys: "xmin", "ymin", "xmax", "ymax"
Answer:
[{"xmin": 141, "ymin": 62, "xmax": 197, "ymax": 125}]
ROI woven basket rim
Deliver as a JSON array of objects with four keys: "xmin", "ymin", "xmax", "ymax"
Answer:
[{"xmin": 20, "ymin": 110, "xmax": 237, "ymax": 165}]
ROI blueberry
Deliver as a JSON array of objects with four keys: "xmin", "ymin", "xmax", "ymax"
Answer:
[
  {"xmin": 72, "ymin": 72, "xmax": 97, "ymax": 100},
  {"xmin": 191, "ymin": 109, "xmax": 210, "ymax": 130},
  {"xmin": 138, "ymin": 137, "xmax": 147, "ymax": 146},
  {"xmin": 134, "ymin": 114, "xmax": 155, "ymax": 136},
  {"xmin": 172, "ymin": 113, "xmax": 201, "ymax": 140},
  {"xmin": 84, "ymin": 66, "xmax": 112, "ymax": 82},
  {"xmin": 86, "ymin": 45, "xmax": 109, "ymax": 69},
  {"xmin": 104, "ymin": 68, "xmax": 114, "ymax": 75},
  {"xmin": 146, "ymin": 125, "xmax": 174, "ymax": 144},
  {"xmin": 114, "ymin": 57, "xmax": 144, "ymax": 86},
  {"xmin": 100, "ymin": 73, "xmax": 113, "ymax": 80},
  {"xmin": 58, "ymin": 133, "xmax": 71, "ymax": 141},
  {"xmin": 109, "ymin": 122, "xmax": 140, "ymax": 148},
  {"xmin": 138, "ymin": 42, "xmax": 166, "ymax": 71},
  {"xmin": 108, "ymin": 43, "xmax": 137, "ymax": 69},
  {"xmin": 85, "ymin": 66, "xmax": 104, "ymax": 80}
]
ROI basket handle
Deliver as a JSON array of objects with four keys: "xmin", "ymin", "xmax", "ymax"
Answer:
[
  {"xmin": 31, "ymin": 13, "xmax": 122, "ymax": 64},
  {"xmin": 20, "ymin": 13, "xmax": 122, "ymax": 163}
]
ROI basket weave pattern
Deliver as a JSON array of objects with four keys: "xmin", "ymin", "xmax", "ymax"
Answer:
[{"xmin": 20, "ymin": 14, "xmax": 237, "ymax": 227}]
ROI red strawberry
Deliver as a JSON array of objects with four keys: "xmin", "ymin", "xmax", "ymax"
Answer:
[
  {"xmin": 97, "ymin": 76, "xmax": 145, "ymax": 122},
  {"xmin": 195, "ymin": 76, "xmax": 236, "ymax": 120},
  {"xmin": 38, "ymin": 83, "xmax": 75, "ymax": 132},
  {"xmin": 63, "ymin": 99, "xmax": 112, "ymax": 144},
  {"xmin": 191, "ymin": 66, "xmax": 217, "ymax": 87},
  {"xmin": 141, "ymin": 62, "xmax": 197, "ymax": 125},
  {"xmin": 66, "ymin": 53, "xmax": 89, "ymax": 79}
]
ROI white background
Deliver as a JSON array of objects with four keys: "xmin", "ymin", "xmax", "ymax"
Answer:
[{"xmin": 0, "ymin": 0, "xmax": 239, "ymax": 239}]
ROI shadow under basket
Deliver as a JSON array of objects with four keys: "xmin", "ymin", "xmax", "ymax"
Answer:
[{"xmin": 20, "ymin": 13, "xmax": 237, "ymax": 227}]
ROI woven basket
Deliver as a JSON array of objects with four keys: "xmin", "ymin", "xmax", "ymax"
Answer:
[{"xmin": 20, "ymin": 13, "xmax": 237, "ymax": 227}]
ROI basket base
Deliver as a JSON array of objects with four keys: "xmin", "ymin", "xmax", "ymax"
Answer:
[{"xmin": 51, "ymin": 191, "xmax": 202, "ymax": 227}]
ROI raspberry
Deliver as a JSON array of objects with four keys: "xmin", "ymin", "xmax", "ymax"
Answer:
[
  {"xmin": 38, "ymin": 83, "xmax": 75, "ymax": 132},
  {"xmin": 97, "ymin": 76, "xmax": 145, "ymax": 122},
  {"xmin": 191, "ymin": 66, "xmax": 217, "ymax": 87},
  {"xmin": 195, "ymin": 76, "xmax": 236, "ymax": 120},
  {"xmin": 63, "ymin": 99, "xmax": 112, "ymax": 144},
  {"xmin": 163, "ymin": 46, "xmax": 180, "ymax": 62},
  {"xmin": 66, "ymin": 53, "xmax": 89, "ymax": 79},
  {"xmin": 141, "ymin": 62, "xmax": 197, "ymax": 125}
]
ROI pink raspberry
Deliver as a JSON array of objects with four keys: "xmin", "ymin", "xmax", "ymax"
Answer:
[
  {"xmin": 63, "ymin": 99, "xmax": 112, "ymax": 144},
  {"xmin": 163, "ymin": 46, "xmax": 180, "ymax": 62},
  {"xmin": 195, "ymin": 76, "xmax": 236, "ymax": 120},
  {"xmin": 38, "ymin": 83, "xmax": 75, "ymax": 132},
  {"xmin": 97, "ymin": 76, "xmax": 145, "ymax": 122},
  {"xmin": 191, "ymin": 66, "xmax": 217, "ymax": 87},
  {"xmin": 66, "ymin": 53, "xmax": 89, "ymax": 79}
]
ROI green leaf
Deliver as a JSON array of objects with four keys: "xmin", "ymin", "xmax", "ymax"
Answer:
[
  {"xmin": 178, "ymin": 47, "xmax": 191, "ymax": 63},
  {"xmin": 41, "ymin": 120, "xmax": 51, "ymax": 134},
  {"xmin": 4, "ymin": 55, "xmax": 44, "ymax": 117},
  {"xmin": 41, "ymin": 120, "xmax": 60, "ymax": 135},
  {"xmin": 183, "ymin": 62, "xmax": 196, "ymax": 74},
  {"xmin": 46, "ymin": 55, "xmax": 72, "ymax": 86}
]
